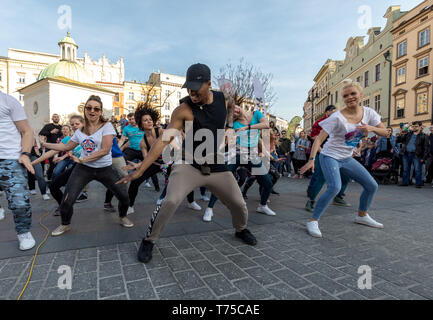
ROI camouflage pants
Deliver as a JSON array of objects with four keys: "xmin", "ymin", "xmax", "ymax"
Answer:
[{"xmin": 0, "ymin": 160, "xmax": 32, "ymax": 234}]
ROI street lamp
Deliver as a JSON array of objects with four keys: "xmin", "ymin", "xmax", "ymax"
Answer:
[{"xmin": 307, "ymin": 88, "xmax": 319, "ymax": 129}]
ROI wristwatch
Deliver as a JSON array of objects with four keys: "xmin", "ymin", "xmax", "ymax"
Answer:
[
  {"xmin": 309, "ymin": 157, "xmax": 315, "ymax": 161},
  {"xmin": 21, "ymin": 152, "xmax": 32, "ymax": 159}
]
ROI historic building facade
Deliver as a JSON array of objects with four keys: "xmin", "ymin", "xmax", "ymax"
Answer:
[{"xmin": 391, "ymin": 0, "xmax": 433, "ymax": 129}]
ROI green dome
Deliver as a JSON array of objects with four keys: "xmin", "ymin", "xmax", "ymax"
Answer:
[
  {"xmin": 58, "ymin": 32, "xmax": 77, "ymax": 47},
  {"xmin": 37, "ymin": 61, "xmax": 92, "ymax": 83}
]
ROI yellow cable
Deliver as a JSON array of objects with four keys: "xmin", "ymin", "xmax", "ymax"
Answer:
[{"xmin": 17, "ymin": 211, "xmax": 51, "ymax": 301}]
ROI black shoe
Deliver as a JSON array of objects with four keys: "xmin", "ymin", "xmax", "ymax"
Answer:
[
  {"xmin": 137, "ymin": 239, "xmax": 154, "ymax": 263},
  {"xmin": 104, "ymin": 203, "xmax": 116, "ymax": 213},
  {"xmin": 271, "ymin": 189, "xmax": 280, "ymax": 195},
  {"xmin": 415, "ymin": 185, "xmax": 422, "ymax": 189},
  {"xmin": 398, "ymin": 183, "xmax": 408, "ymax": 187},
  {"xmin": 76, "ymin": 192, "xmax": 88, "ymax": 203},
  {"xmin": 235, "ymin": 229, "xmax": 257, "ymax": 246},
  {"xmin": 52, "ymin": 206, "xmax": 61, "ymax": 216}
]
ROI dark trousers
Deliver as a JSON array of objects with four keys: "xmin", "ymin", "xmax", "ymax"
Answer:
[
  {"xmin": 402, "ymin": 152, "xmax": 422, "ymax": 186},
  {"xmin": 49, "ymin": 166, "xmax": 75, "ymax": 205},
  {"xmin": 425, "ymin": 155, "xmax": 433, "ymax": 183},
  {"xmin": 128, "ymin": 164, "xmax": 162, "ymax": 207},
  {"xmin": 46, "ymin": 157, "xmax": 56, "ymax": 181},
  {"xmin": 60, "ymin": 164, "xmax": 129, "ymax": 225}
]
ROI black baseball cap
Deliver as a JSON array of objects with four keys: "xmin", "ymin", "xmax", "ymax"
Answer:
[
  {"xmin": 325, "ymin": 105, "xmax": 336, "ymax": 112},
  {"xmin": 182, "ymin": 63, "xmax": 211, "ymax": 91}
]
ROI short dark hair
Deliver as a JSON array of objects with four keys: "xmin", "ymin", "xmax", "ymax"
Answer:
[
  {"xmin": 413, "ymin": 121, "xmax": 422, "ymax": 126},
  {"xmin": 127, "ymin": 113, "xmax": 135, "ymax": 118},
  {"xmin": 325, "ymin": 105, "xmax": 336, "ymax": 112}
]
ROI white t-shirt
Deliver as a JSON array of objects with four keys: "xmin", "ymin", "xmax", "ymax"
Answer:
[
  {"xmin": 71, "ymin": 122, "xmax": 116, "ymax": 168},
  {"xmin": 0, "ymin": 92, "xmax": 27, "ymax": 160},
  {"xmin": 320, "ymin": 107, "xmax": 381, "ymax": 160}
]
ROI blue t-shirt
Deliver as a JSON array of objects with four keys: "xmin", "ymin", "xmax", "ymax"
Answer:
[
  {"xmin": 61, "ymin": 136, "xmax": 82, "ymax": 158},
  {"xmin": 234, "ymin": 110, "xmax": 264, "ymax": 148},
  {"xmin": 406, "ymin": 134, "xmax": 417, "ymax": 153},
  {"xmin": 122, "ymin": 125, "xmax": 145, "ymax": 151},
  {"xmin": 111, "ymin": 138, "xmax": 123, "ymax": 158}
]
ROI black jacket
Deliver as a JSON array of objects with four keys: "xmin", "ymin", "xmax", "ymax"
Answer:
[
  {"xmin": 278, "ymin": 138, "xmax": 291, "ymax": 155},
  {"xmin": 397, "ymin": 131, "xmax": 430, "ymax": 160},
  {"xmin": 39, "ymin": 123, "xmax": 62, "ymax": 144}
]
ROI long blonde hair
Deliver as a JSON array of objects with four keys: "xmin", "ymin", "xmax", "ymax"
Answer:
[{"xmin": 82, "ymin": 95, "xmax": 107, "ymax": 135}]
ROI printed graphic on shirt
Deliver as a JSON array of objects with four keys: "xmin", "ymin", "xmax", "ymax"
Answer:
[
  {"xmin": 81, "ymin": 138, "xmax": 97, "ymax": 154},
  {"xmin": 344, "ymin": 129, "xmax": 364, "ymax": 147}
]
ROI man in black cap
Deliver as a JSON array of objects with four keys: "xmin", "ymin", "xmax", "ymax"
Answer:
[
  {"xmin": 118, "ymin": 63, "xmax": 257, "ymax": 263},
  {"xmin": 305, "ymin": 105, "xmax": 351, "ymax": 212}
]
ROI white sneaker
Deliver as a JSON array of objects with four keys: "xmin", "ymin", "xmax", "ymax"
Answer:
[
  {"xmin": 203, "ymin": 208, "xmax": 213, "ymax": 222},
  {"xmin": 42, "ymin": 194, "xmax": 51, "ymax": 201},
  {"xmin": 17, "ymin": 232, "xmax": 36, "ymax": 251},
  {"xmin": 156, "ymin": 198, "xmax": 163, "ymax": 206},
  {"xmin": 144, "ymin": 182, "xmax": 152, "ymax": 188},
  {"xmin": 306, "ymin": 221, "xmax": 322, "ymax": 238},
  {"xmin": 30, "ymin": 190, "xmax": 37, "ymax": 195},
  {"xmin": 355, "ymin": 214, "xmax": 384, "ymax": 229},
  {"xmin": 46, "ymin": 189, "xmax": 51, "ymax": 194},
  {"xmin": 201, "ymin": 195, "xmax": 210, "ymax": 202},
  {"xmin": 257, "ymin": 205, "xmax": 276, "ymax": 216},
  {"xmin": 287, "ymin": 174, "xmax": 291, "ymax": 178},
  {"xmin": 127, "ymin": 207, "xmax": 135, "ymax": 215},
  {"xmin": 187, "ymin": 201, "xmax": 202, "ymax": 211},
  {"xmin": 0, "ymin": 207, "xmax": 4, "ymax": 220}
]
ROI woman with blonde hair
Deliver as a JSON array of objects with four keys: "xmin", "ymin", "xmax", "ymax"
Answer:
[
  {"xmin": 40, "ymin": 95, "xmax": 133, "ymax": 235},
  {"xmin": 301, "ymin": 79, "xmax": 388, "ymax": 238}
]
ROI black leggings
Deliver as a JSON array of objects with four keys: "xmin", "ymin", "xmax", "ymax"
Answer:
[
  {"xmin": 128, "ymin": 164, "xmax": 162, "ymax": 207},
  {"xmin": 60, "ymin": 164, "xmax": 129, "ymax": 225},
  {"xmin": 49, "ymin": 166, "xmax": 75, "ymax": 205}
]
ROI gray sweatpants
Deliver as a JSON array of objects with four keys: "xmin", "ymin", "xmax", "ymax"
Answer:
[{"xmin": 145, "ymin": 164, "xmax": 248, "ymax": 243}]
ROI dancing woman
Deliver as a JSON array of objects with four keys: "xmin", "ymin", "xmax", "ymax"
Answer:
[
  {"xmin": 300, "ymin": 79, "xmax": 387, "ymax": 238},
  {"xmin": 40, "ymin": 95, "xmax": 132, "ymax": 235}
]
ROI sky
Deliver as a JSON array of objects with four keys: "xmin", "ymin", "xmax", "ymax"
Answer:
[{"xmin": 0, "ymin": 0, "xmax": 425, "ymax": 122}]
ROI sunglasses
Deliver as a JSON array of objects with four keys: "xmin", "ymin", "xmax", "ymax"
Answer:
[{"xmin": 85, "ymin": 106, "xmax": 102, "ymax": 112}]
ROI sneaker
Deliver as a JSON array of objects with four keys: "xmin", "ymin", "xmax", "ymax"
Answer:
[
  {"xmin": 30, "ymin": 190, "xmax": 37, "ymax": 195},
  {"xmin": 306, "ymin": 221, "xmax": 322, "ymax": 238},
  {"xmin": 120, "ymin": 217, "xmax": 134, "ymax": 228},
  {"xmin": 0, "ymin": 207, "xmax": 4, "ymax": 220},
  {"xmin": 271, "ymin": 189, "xmax": 280, "ymax": 195},
  {"xmin": 398, "ymin": 183, "xmax": 408, "ymax": 187},
  {"xmin": 156, "ymin": 198, "xmax": 163, "ymax": 206},
  {"xmin": 355, "ymin": 214, "xmax": 384, "ymax": 229},
  {"xmin": 257, "ymin": 205, "xmax": 276, "ymax": 216},
  {"xmin": 104, "ymin": 203, "xmax": 116, "ymax": 213},
  {"xmin": 75, "ymin": 192, "xmax": 88, "ymax": 203},
  {"xmin": 305, "ymin": 200, "xmax": 315, "ymax": 212},
  {"xmin": 137, "ymin": 239, "xmax": 154, "ymax": 263},
  {"xmin": 203, "ymin": 208, "xmax": 213, "ymax": 222},
  {"xmin": 42, "ymin": 194, "xmax": 51, "ymax": 201},
  {"xmin": 52, "ymin": 207, "xmax": 61, "ymax": 216},
  {"xmin": 127, "ymin": 207, "xmax": 135, "ymax": 215},
  {"xmin": 46, "ymin": 189, "xmax": 51, "ymax": 195},
  {"xmin": 187, "ymin": 201, "xmax": 202, "ymax": 211},
  {"xmin": 201, "ymin": 195, "xmax": 210, "ymax": 202},
  {"xmin": 51, "ymin": 225, "xmax": 71, "ymax": 237},
  {"xmin": 287, "ymin": 174, "xmax": 291, "ymax": 178},
  {"xmin": 333, "ymin": 197, "xmax": 351, "ymax": 207},
  {"xmin": 235, "ymin": 229, "xmax": 257, "ymax": 246},
  {"xmin": 17, "ymin": 232, "xmax": 35, "ymax": 251},
  {"xmin": 144, "ymin": 182, "xmax": 152, "ymax": 188}
]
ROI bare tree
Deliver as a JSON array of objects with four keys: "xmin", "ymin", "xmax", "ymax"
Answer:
[{"xmin": 214, "ymin": 58, "xmax": 277, "ymax": 112}]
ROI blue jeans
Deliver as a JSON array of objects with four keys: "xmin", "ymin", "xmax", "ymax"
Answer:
[
  {"xmin": 307, "ymin": 154, "xmax": 350, "ymax": 201},
  {"xmin": 0, "ymin": 160, "xmax": 32, "ymax": 234},
  {"xmin": 402, "ymin": 152, "xmax": 422, "ymax": 186},
  {"xmin": 29, "ymin": 155, "xmax": 47, "ymax": 194},
  {"xmin": 312, "ymin": 154, "xmax": 378, "ymax": 221},
  {"xmin": 52, "ymin": 158, "xmax": 75, "ymax": 180}
]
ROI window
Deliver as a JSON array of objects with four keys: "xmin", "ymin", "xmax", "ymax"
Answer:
[
  {"xmin": 177, "ymin": 92, "xmax": 181, "ymax": 99},
  {"xmin": 374, "ymin": 95, "xmax": 381, "ymax": 113},
  {"xmin": 18, "ymin": 76, "xmax": 25, "ymax": 84},
  {"xmin": 416, "ymin": 91, "xmax": 428, "ymax": 114},
  {"xmin": 363, "ymin": 99, "xmax": 370, "ymax": 107},
  {"xmin": 397, "ymin": 40, "xmax": 407, "ymax": 57},
  {"xmin": 165, "ymin": 90, "xmax": 171, "ymax": 97},
  {"xmin": 375, "ymin": 64, "xmax": 381, "ymax": 81},
  {"xmin": 141, "ymin": 94, "xmax": 146, "ymax": 101},
  {"xmin": 114, "ymin": 93, "xmax": 120, "ymax": 102},
  {"xmin": 364, "ymin": 71, "xmax": 369, "ymax": 87},
  {"xmin": 114, "ymin": 107, "xmax": 120, "ymax": 116},
  {"xmin": 418, "ymin": 57, "xmax": 429, "ymax": 76},
  {"xmin": 128, "ymin": 105, "xmax": 135, "ymax": 113},
  {"xmin": 128, "ymin": 92, "xmax": 134, "ymax": 100},
  {"xmin": 419, "ymin": 28, "xmax": 430, "ymax": 48},
  {"xmin": 397, "ymin": 66, "xmax": 406, "ymax": 84},
  {"xmin": 335, "ymin": 91, "xmax": 338, "ymax": 103},
  {"xmin": 19, "ymin": 94, "xmax": 24, "ymax": 101},
  {"xmin": 356, "ymin": 76, "xmax": 361, "ymax": 84},
  {"xmin": 165, "ymin": 102, "xmax": 170, "ymax": 111},
  {"xmin": 164, "ymin": 115, "xmax": 170, "ymax": 124},
  {"xmin": 396, "ymin": 98, "xmax": 405, "ymax": 118}
]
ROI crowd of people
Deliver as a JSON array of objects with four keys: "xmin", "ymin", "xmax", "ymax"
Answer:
[{"xmin": 1, "ymin": 66, "xmax": 431, "ymax": 263}]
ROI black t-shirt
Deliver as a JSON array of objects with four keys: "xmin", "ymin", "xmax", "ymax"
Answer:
[
  {"xmin": 39, "ymin": 123, "xmax": 62, "ymax": 144},
  {"xmin": 180, "ymin": 91, "xmax": 228, "ymax": 173}
]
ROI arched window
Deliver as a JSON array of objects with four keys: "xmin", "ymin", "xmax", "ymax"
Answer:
[
  {"xmin": 67, "ymin": 47, "xmax": 71, "ymax": 60},
  {"xmin": 62, "ymin": 47, "xmax": 65, "ymax": 60}
]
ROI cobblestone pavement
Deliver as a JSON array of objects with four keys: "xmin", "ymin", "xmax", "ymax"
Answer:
[{"xmin": 1, "ymin": 177, "xmax": 433, "ymax": 300}]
